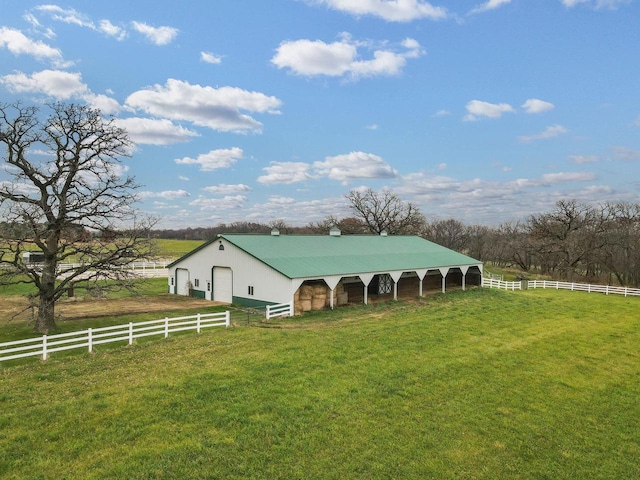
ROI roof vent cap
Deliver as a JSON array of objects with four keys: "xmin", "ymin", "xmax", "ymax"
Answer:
[
  {"xmin": 380, "ymin": 230, "xmax": 388, "ymax": 237},
  {"xmin": 271, "ymin": 228, "xmax": 280, "ymax": 236},
  {"xmin": 329, "ymin": 226, "xmax": 341, "ymax": 237}
]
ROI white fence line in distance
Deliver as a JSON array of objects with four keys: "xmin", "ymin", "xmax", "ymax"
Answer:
[
  {"xmin": 0, "ymin": 311, "xmax": 230, "ymax": 363},
  {"xmin": 481, "ymin": 278, "xmax": 522, "ymax": 291},
  {"xmin": 527, "ymin": 280, "xmax": 640, "ymax": 297},
  {"xmin": 266, "ymin": 302, "xmax": 294, "ymax": 320}
]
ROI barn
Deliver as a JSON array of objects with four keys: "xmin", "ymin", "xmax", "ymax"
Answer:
[{"xmin": 167, "ymin": 228, "xmax": 483, "ymax": 313}]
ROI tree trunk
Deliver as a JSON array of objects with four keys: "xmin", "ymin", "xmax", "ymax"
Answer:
[
  {"xmin": 35, "ymin": 259, "xmax": 58, "ymax": 333},
  {"xmin": 36, "ymin": 292, "xmax": 57, "ymax": 333}
]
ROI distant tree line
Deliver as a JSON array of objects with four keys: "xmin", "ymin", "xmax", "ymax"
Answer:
[{"xmin": 151, "ymin": 193, "xmax": 640, "ymax": 288}]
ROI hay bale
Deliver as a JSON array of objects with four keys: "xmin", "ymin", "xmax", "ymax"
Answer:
[
  {"xmin": 299, "ymin": 285, "xmax": 313, "ymax": 300},
  {"xmin": 311, "ymin": 297, "xmax": 326, "ymax": 310},
  {"xmin": 299, "ymin": 299, "xmax": 312, "ymax": 311}
]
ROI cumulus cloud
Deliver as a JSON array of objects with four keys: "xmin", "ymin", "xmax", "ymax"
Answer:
[
  {"xmin": 541, "ymin": 171, "xmax": 596, "ymax": 183},
  {"xmin": 131, "ymin": 21, "xmax": 178, "ymax": 45},
  {"xmin": 0, "ymin": 27, "xmax": 67, "ymax": 66},
  {"xmin": 115, "ymin": 118, "xmax": 199, "ymax": 145},
  {"xmin": 464, "ymin": 100, "xmax": 515, "ymax": 121},
  {"xmin": 201, "ymin": 51, "xmax": 222, "ymax": 64},
  {"xmin": 0, "ymin": 69, "xmax": 120, "ymax": 113},
  {"xmin": 34, "ymin": 5, "xmax": 127, "ymax": 40},
  {"xmin": 139, "ymin": 189, "xmax": 191, "ymax": 200},
  {"xmin": 569, "ymin": 154, "xmax": 601, "ymax": 164},
  {"xmin": 521, "ymin": 98, "xmax": 555, "ymax": 114},
  {"xmin": 313, "ymin": 151, "xmax": 398, "ymax": 183},
  {"xmin": 271, "ymin": 35, "xmax": 424, "ymax": 80},
  {"xmin": 203, "ymin": 184, "xmax": 253, "ymax": 194},
  {"xmin": 125, "ymin": 79, "xmax": 282, "ymax": 133},
  {"xmin": 258, "ymin": 162, "xmax": 315, "ymax": 184},
  {"xmin": 519, "ymin": 124, "xmax": 568, "ymax": 143},
  {"xmin": 313, "ymin": 0, "xmax": 447, "ymax": 22},
  {"xmin": 561, "ymin": 0, "xmax": 630, "ymax": 9},
  {"xmin": 175, "ymin": 147, "xmax": 244, "ymax": 171},
  {"xmin": 189, "ymin": 195, "xmax": 248, "ymax": 210},
  {"xmin": 469, "ymin": 0, "xmax": 511, "ymax": 15}
]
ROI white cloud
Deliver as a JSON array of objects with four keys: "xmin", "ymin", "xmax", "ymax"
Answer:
[
  {"xmin": 612, "ymin": 146, "xmax": 640, "ymax": 162},
  {"xmin": 115, "ymin": 118, "xmax": 199, "ymax": 145},
  {"xmin": 521, "ymin": 98, "xmax": 555, "ymax": 114},
  {"xmin": 201, "ymin": 51, "xmax": 222, "ymax": 64},
  {"xmin": 139, "ymin": 189, "xmax": 191, "ymax": 200},
  {"xmin": 519, "ymin": 124, "xmax": 568, "ymax": 143},
  {"xmin": 125, "ymin": 79, "xmax": 282, "ymax": 133},
  {"xmin": 464, "ymin": 100, "xmax": 515, "ymax": 121},
  {"xmin": 561, "ymin": 0, "xmax": 630, "ymax": 9},
  {"xmin": 271, "ymin": 35, "xmax": 424, "ymax": 80},
  {"xmin": 313, "ymin": 151, "xmax": 398, "ymax": 183},
  {"xmin": 569, "ymin": 154, "xmax": 601, "ymax": 164},
  {"xmin": 432, "ymin": 109, "xmax": 451, "ymax": 117},
  {"xmin": 35, "ymin": 5, "xmax": 93, "ymax": 28},
  {"xmin": 175, "ymin": 147, "xmax": 244, "ymax": 172},
  {"xmin": 258, "ymin": 162, "xmax": 315, "ymax": 184},
  {"xmin": 189, "ymin": 195, "xmax": 248, "ymax": 210},
  {"xmin": 0, "ymin": 27, "xmax": 67, "ymax": 66},
  {"xmin": 131, "ymin": 21, "xmax": 178, "ymax": 45},
  {"xmin": 0, "ymin": 69, "xmax": 120, "ymax": 114},
  {"xmin": 314, "ymin": 0, "xmax": 447, "ymax": 22},
  {"xmin": 203, "ymin": 184, "xmax": 253, "ymax": 194},
  {"xmin": 469, "ymin": 0, "xmax": 511, "ymax": 15},
  {"xmin": 541, "ymin": 171, "xmax": 596, "ymax": 183},
  {"xmin": 98, "ymin": 19, "xmax": 127, "ymax": 40},
  {"xmin": 365, "ymin": 124, "xmax": 379, "ymax": 130}
]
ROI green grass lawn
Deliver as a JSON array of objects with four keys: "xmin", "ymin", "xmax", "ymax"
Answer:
[{"xmin": 1, "ymin": 288, "xmax": 639, "ymax": 479}]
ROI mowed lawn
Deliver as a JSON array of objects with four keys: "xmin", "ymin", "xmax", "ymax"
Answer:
[{"xmin": 1, "ymin": 288, "xmax": 639, "ymax": 479}]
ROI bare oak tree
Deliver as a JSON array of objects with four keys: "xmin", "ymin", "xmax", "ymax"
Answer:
[
  {"xmin": 346, "ymin": 188, "xmax": 425, "ymax": 235},
  {"xmin": 0, "ymin": 102, "xmax": 155, "ymax": 333}
]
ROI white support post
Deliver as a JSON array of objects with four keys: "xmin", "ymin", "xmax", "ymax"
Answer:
[
  {"xmin": 442, "ymin": 276, "xmax": 446, "ymax": 294},
  {"xmin": 88, "ymin": 328, "xmax": 93, "ymax": 353},
  {"xmin": 42, "ymin": 335, "xmax": 47, "ymax": 361},
  {"xmin": 289, "ymin": 302, "xmax": 294, "ymax": 317},
  {"xmin": 165, "ymin": 318, "xmax": 169, "ymax": 338},
  {"xmin": 330, "ymin": 287, "xmax": 335, "ymax": 309},
  {"xmin": 129, "ymin": 322, "xmax": 133, "ymax": 345},
  {"xmin": 197, "ymin": 313, "xmax": 201, "ymax": 333},
  {"xmin": 393, "ymin": 281, "xmax": 398, "ymax": 301},
  {"xmin": 419, "ymin": 280, "xmax": 423, "ymax": 297},
  {"xmin": 364, "ymin": 286, "xmax": 368, "ymax": 305},
  {"xmin": 225, "ymin": 311, "xmax": 230, "ymax": 328}
]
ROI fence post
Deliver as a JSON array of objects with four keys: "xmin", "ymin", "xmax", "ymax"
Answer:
[
  {"xmin": 197, "ymin": 313, "xmax": 201, "ymax": 334},
  {"xmin": 225, "ymin": 311, "xmax": 230, "ymax": 328},
  {"xmin": 42, "ymin": 335, "xmax": 47, "ymax": 361},
  {"xmin": 129, "ymin": 322, "xmax": 133, "ymax": 345},
  {"xmin": 88, "ymin": 328, "xmax": 93, "ymax": 353},
  {"xmin": 606, "ymin": 285, "xmax": 609, "ymax": 295},
  {"xmin": 165, "ymin": 318, "xmax": 169, "ymax": 338},
  {"xmin": 289, "ymin": 302, "xmax": 294, "ymax": 317}
]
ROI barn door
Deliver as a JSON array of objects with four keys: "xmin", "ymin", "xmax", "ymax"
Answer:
[
  {"xmin": 213, "ymin": 267, "xmax": 233, "ymax": 303},
  {"xmin": 175, "ymin": 268, "xmax": 190, "ymax": 296}
]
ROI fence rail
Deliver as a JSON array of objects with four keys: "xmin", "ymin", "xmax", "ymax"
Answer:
[
  {"xmin": 0, "ymin": 311, "xmax": 230, "ymax": 363},
  {"xmin": 481, "ymin": 278, "xmax": 522, "ymax": 290},
  {"xmin": 266, "ymin": 302, "xmax": 294, "ymax": 319},
  {"xmin": 527, "ymin": 280, "xmax": 640, "ymax": 297}
]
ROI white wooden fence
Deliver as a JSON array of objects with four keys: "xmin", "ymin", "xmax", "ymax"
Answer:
[
  {"xmin": 481, "ymin": 277, "xmax": 522, "ymax": 290},
  {"xmin": 266, "ymin": 302, "xmax": 294, "ymax": 319},
  {"xmin": 527, "ymin": 280, "xmax": 640, "ymax": 297},
  {"xmin": 0, "ymin": 311, "xmax": 230, "ymax": 363}
]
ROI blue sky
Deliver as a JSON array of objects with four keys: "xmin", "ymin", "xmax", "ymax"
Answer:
[{"xmin": 1, "ymin": 0, "xmax": 638, "ymax": 229}]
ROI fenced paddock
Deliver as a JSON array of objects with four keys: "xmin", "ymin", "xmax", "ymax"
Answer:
[
  {"xmin": 266, "ymin": 302, "xmax": 294, "ymax": 319},
  {"xmin": 481, "ymin": 278, "xmax": 522, "ymax": 290},
  {"xmin": 0, "ymin": 311, "xmax": 230, "ymax": 362},
  {"xmin": 527, "ymin": 280, "xmax": 640, "ymax": 297}
]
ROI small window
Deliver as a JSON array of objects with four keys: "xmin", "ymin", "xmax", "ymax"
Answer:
[
  {"xmin": 194, "ymin": 279, "xmax": 200, "ymax": 288},
  {"xmin": 170, "ymin": 277, "xmax": 174, "ymax": 286},
  {"xmin": 207, "ymin": 281, "xmax": 211, "ymax": 291},
  {"xmin": 219, "ymin": 243, "xmax": 225, "ymax": 251},
  {"xmin": 248, "ymin": 286, "xmax": 254, "ymax": 296}
]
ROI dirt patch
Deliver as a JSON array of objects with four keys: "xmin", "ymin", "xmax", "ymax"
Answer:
[{"xmin": 0, "ymin": 294, "xmax": 221, "ymax": 324}]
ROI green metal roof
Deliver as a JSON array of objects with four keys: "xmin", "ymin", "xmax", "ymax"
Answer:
[{"xmin": 218, "ymin": 234, "xmax": 481, "ymax": 279}]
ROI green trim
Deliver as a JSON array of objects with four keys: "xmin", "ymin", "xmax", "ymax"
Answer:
[
  {"xmin": 191, "ymin": 289, "xmax": 206, "ymax": 299},
  {"xmin": 232, "ymin": 296, "xmax": 275, "ymax": 309}
]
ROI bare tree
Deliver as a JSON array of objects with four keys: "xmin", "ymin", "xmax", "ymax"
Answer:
[
  {"xmin": 0, "ymin": 102, "xmax": 155, "ymax": 333},
  {"xmin": 345, "ymin": 188, "xmax": 425, "ymax": 235}
]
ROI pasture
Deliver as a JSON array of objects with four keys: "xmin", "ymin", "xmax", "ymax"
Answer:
[{"xmin": 1, "ymin": 288, "xmax": 639, "ymax": 479}]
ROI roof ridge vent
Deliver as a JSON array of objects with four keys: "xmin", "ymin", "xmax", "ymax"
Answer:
[
  {"xmin": 329, "ymin": 226, "xmax": 341, "ymax": 237},
  {"xmin": 380, "ymin": 230, "xmax": 388, "ymax": 237},
  {"xmin": 271, "ymin": 228, "xmax": 280, "ymax": 236}
]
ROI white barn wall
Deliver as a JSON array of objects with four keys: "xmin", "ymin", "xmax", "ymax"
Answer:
[{"xmin": 169, "ymin": 237, "xmax": 294, "ymax": 306}]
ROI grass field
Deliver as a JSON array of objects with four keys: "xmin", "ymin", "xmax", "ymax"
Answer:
[{"xmin": 1, "ymin": 288, "xmax": 639, "ymax": 479}]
